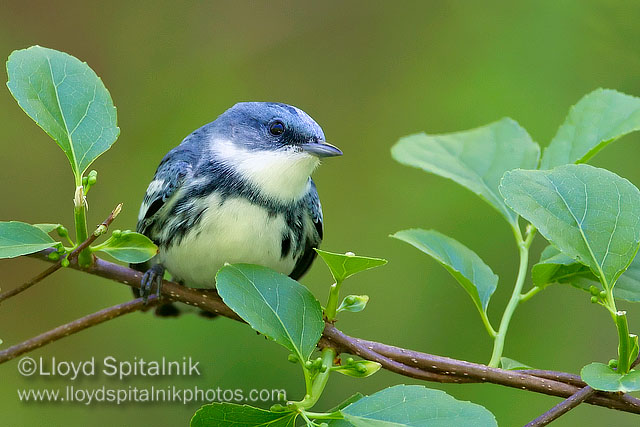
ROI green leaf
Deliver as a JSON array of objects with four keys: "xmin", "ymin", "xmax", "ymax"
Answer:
[
  {"xmin": 531, "ymin": 246, "xmax": 592, "ymax": 288},
  {"xmin": 216, "ymin": 264, "xmax": 324, "ymax": 361},
  {"xmin": 339, "ymin": 385, "xmax": 497, "ymax": 427},
  {"xmin": 499, "ymin": 357, "xmax": 532, "ymax": 370},
  {"xmin": 0, "ymin": 221, "xmax": 60, "ymax": 258},
  {"xmin": 533, "ymin": 246, "xmax": 640, "ymax": 302},
  {"xmin": 6, "ymin": 46, "xmax": 119, "ymax": 179},
  {"xmin": 392, "ymin": 118, "xmax": 540, "ymax": 226},
  {"xmin": 531, "ymin": 246, "xmax": 640, "ymax": 302},
  {"xmin": 337, "ymin": 295, "xmax": 369, "ymax": 313},
  {"xmin": 392, "ymin": 229, "xmax": 497, "ymax": 315},
  {"xmin": 328, "ymin": 393, "xmax": 365, "ymax": 412},
  {"xmin": 34, "ymin": 223, "xmax": 62, "ymax": 234},
  {"xmin": 581, "ymin": 362, "xmax": 640, "ymax": 392},
  {"xmin": 314, "ymin": 249, "xmax": 387, "ymax": 283},
  {"xmin": 190, "ymin": 403, "xmax": 297, "ymax": 427},
  {"xmin": 333, "ymin": 360, "xmax": 381, "ymax": 378},
  {"xmin": 541, "ymin": 89, "xmax": 640, "ymax": 169},
  {"xmin": 91, "ymin": 230, "xmax": 158, "ymax": 263},
  {"xmin": 500, "ymin": 164, "xmax": 640, "ymax": 288}
]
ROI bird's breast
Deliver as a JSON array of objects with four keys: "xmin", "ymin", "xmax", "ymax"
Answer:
[{"xmin": 160, "ymin": 193, "xmax": 299, "ymax": 288}]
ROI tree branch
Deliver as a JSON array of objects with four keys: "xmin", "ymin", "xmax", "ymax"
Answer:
[
  {"xmin": 2, "ymin": 249, "xmax": 639, "ymax": 417},
  {"xmin": 0, "ymin": 203, "xmax": 122, "ymax": 303},
  {"xmin": 524, "ymin": 350, "xmax": 640, "ymax": 425},
  {"xmin": 525, "ymin": 386, "xmax": 596, "ymax": 427},
  {"xmin": 0, "ymin": 295, "xmax": 158, "ymax": 363},
  {"xmin": 322, "ymin": 324, "xmax": 640, "ymax": 414}
]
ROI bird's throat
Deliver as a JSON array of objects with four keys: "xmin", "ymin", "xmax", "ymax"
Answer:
[{"xmin": 212, "ymin": 140, "xmax": 319, "ymax": 202}]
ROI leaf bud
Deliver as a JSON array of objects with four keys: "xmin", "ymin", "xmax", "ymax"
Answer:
[
  {"xmin": 88, "ymin": 170, "xmax": 98, "ymax": 185},
  {"xmin": 337, "ymin": 295, "xmax": 369, "ymax": 313},
  {"xmin": 61, "ymin": 258, "xmax": 70, "ymax": 268},
  {"xmin": 56, "ymin": 225, "xmax": 69, "ymax": 238},
  {"xmin": 333, "ymin": 360, "xmax": 382, "ymax": 378}
]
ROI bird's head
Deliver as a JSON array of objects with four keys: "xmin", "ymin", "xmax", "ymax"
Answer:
[{"xmin": 207, "ymin": 102, "xmax": 342, "ymax": 201}]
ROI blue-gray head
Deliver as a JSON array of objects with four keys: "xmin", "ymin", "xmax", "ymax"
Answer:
[
  {"xmin": 206, "ymin": 102, "xmax": 342, "ymax": 202},
  {"xmin": 210, "ymin": 102, "xmax": 341, "ymax": 157}
]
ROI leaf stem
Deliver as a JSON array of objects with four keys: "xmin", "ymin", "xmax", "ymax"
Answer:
[
  {"xmin": 615, "ymin": 310, "xmax": 631, "ymax": 374},
  {"xmin": 73, "ymin": 185, "xmax": 92, "ymax": 267},
  {"xmin": 325, "ymin": 281, "xmax": 342, "ymax": 321},
  {"xmin": 603, "ymin": 287, "xmax": 633, "ymax": 374},
  {"xmin": 520, "ymin": 286, "xmax": 543, "ymax": 302},
  {"xmin": 302, "ymin": 362, "xmax": 313, "ymax": 397},
  {"xmin": 292, "ymin": 347, "xmax": 336, "ymax": 410},
  {"xmin": 302, "ymin": 410, "xmax": 343, "ymax": 420},
  {"xmin": 488, "ymin": 225, "xmax": 535, "ymax": 367},
  {"xmin": 480, "ymin": 311, "xmax": 498, "ymax": 338}
]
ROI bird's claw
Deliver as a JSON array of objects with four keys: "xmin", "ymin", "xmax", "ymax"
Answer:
[{"xmin": 140, "ymin": 264, "xmax": 165, "ymax": 304}]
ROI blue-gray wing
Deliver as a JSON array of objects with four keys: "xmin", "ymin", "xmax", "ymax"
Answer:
[
  {"xmin": 308, "ymin": 180, "xmax": 324, "ymax": 240},
  {"xmin": 136, "ymin": 154, "xmax": 193, "ymax": 239},
  {"xmin": 289, "ymin": 180, "xmax": 324, "ymax": 280}
]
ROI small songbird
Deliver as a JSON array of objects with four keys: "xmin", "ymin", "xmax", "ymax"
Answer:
[{"xmin": 132, "ymin": 102, "xmax": 341, "ymax": 316}]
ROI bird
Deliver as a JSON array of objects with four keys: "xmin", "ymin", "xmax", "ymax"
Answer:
[{"xmin": 131, "ymin": 102, "xmax": 342, "ymax": 317}]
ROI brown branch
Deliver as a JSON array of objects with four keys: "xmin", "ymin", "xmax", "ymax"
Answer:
[
  {"xmin": 525, "ymin": 348, "xmax": 640, "ymax": 426},
  {"xmin": 0, "ymin": 203, "xmax": 122, "ymax": 303},
  {"xmin": 0, "ymin": 295, "xmax": 158, "ymax": 363},
  {"xmin": 322, "ymin": 325, "xmax": 640, "ymax": 414},
  {"xmin": 525, "ymin": 386, "xmax": 596, "ymax": 427},
  {"xmin": 514, "ymin": 369, "xmax": 586, "ymax": 388},
  {"xmin": 3, "ymin": 249, "xmax": 640, "ymax": 417},
  {"xmin": 318, "ymin": 337, "xmax": 473, "ymax": 384}
]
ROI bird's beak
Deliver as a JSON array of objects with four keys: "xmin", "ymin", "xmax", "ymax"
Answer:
[{"xmin": 301, "ymin": 140, "xmax": 343, "ymax": 157}]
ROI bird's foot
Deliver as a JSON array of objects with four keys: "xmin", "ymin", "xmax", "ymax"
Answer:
[{"xmin": 140, "ymin": 264, "xmax": 165, "ymax": 304}]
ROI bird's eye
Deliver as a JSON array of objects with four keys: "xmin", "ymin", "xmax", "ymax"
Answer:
[{"xmin": 269, "ymin": 120, "xmax": 285, "ymax": 136}]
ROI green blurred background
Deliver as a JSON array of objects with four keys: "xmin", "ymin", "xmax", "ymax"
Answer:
[{"xmin": 1, "ymin": 1, "xmax": 640, "ymax": 425}]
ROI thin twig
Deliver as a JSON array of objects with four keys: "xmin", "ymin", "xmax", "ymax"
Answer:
[
  {"xmin": 9, "ymin": 250, "xmax": 640, "ymax": 416},
  {"xmin": 0, "ymin": 262, "xmax": 63, "ymax": 303},
  {"xmin": 0, "ymin": 295, "xmax": 158, "ymax": 363},
  {"xmin": 524, "ymin": 341, "xmax": 640, "ymax": 425},
  {"xmin": 0, "ymin": 204, "xmax": 122, "ymax": 303},
  {"xmin": 525, "ymin": 386, "xmax": 596, "ymax": 427}
]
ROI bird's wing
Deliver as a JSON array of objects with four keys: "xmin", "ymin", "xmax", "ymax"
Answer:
[
  {"xmin": 136, "ymin": 151, "xmax": 194, "ymax": 238},
  {"xmin": 308, "ymin": 179, "xmax": 324, "ymax": 240},
  {"xmin": 289, "ymin": 179, "xmax": 324, "ymax": 280}
]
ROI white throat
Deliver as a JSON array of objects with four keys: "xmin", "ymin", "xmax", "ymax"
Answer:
[{"xmin": 211, "ymin": 139, "xmax": 320, "ymax": 202}]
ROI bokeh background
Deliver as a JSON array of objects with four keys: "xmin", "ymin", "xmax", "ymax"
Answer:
[{"xmin": 1, "ymin": 1, "xmax": 640, "ymax": 426}]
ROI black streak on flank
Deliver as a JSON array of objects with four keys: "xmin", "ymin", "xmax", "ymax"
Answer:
[{"xmin": 281, "ymin": 234, "xmax": 291, "ymax": 258}]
